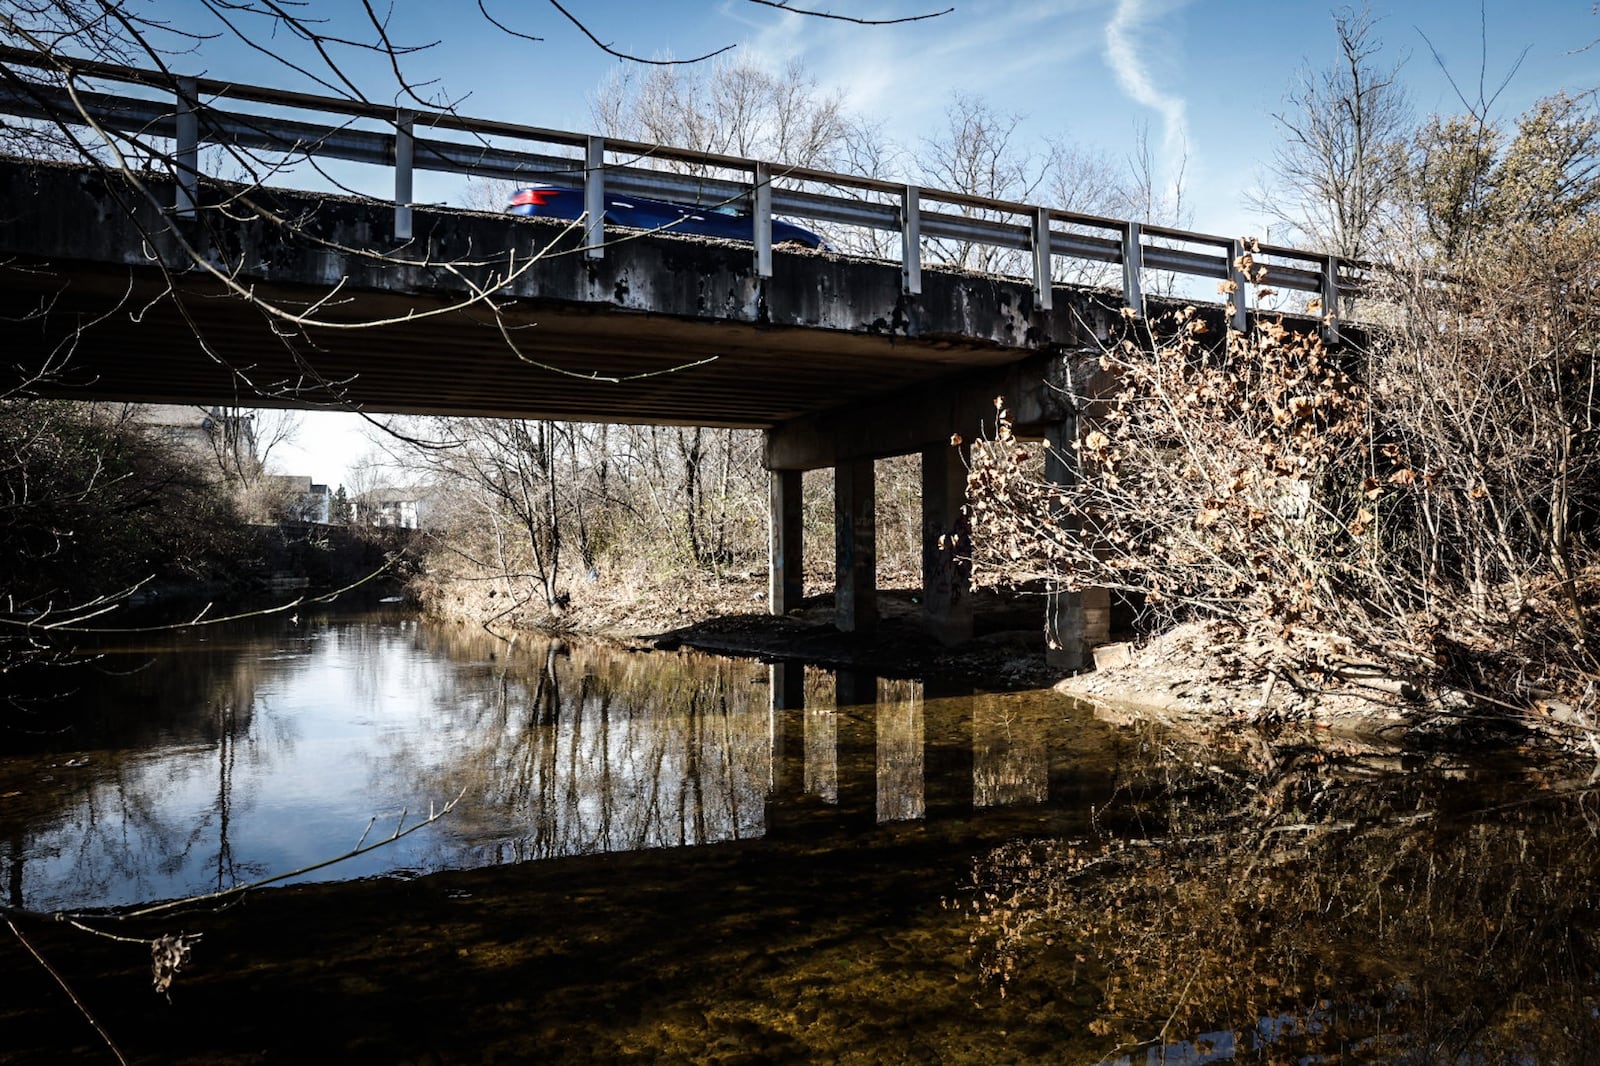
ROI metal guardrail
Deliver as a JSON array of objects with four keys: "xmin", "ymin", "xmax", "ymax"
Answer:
[{"xmin": 0, "ymin": 46, "xmax": 1357, "ymax": 339}]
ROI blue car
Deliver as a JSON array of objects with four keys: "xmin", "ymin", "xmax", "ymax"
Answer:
[{"xmin": 506, "ymin": 184, "xmax": 829, "ymax": 250}]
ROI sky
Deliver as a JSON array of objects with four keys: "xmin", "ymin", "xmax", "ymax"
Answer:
[{"xmin": 120, "ymin": 0, "xmax": 1600, "ymax": 488}]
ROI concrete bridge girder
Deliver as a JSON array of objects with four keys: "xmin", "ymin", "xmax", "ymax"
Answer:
[{"xmin": 0, "ymin": 162, "xmax": 1115, "ymax": 428}]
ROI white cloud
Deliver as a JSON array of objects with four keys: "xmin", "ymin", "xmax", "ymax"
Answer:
[
  {"xmin": 1104, "ymin": 0, "xmax": 1191, "ymax": 160},
  {"xmin": 739, "ymin": 1, "xmax": 1105, "ymax": 150}
]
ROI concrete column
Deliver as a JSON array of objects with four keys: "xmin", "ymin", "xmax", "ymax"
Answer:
[
  {"xmin": 921, "ymin": 442, "xmax": 973, "ymax": 645},
  {"xmin": 1043, "ymin": 422, "xmax": 1087, "ymax": 671},
  {"xmin": 769, "ymin": 467, "xmax": 804, "ymax": 615},
  {"xmin": 833, "ymin": 459, "xmax": 877, "ymax": 632}
]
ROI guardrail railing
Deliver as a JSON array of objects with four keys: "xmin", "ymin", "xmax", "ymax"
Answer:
[{"xmin": 0, "ymin": 46, "xmax": 1358, "ymax": 340}]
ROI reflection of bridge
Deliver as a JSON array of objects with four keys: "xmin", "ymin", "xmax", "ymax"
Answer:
[
  {"xmin": 0, "ymin": 49, "xmax": 1360, "ymax": 664},
  {"xmin": 762, "ymin": 664, "xmax": 1117, "ymax": 836}
]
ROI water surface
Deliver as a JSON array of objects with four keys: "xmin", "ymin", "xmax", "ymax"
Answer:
[
  {"xmin": 1, "ymin": 609, "xmax": 1113, "ymax": 911},
  {"xmin": 4, "ymin": 609, "xmax": 1598, "ymax": 1063}
]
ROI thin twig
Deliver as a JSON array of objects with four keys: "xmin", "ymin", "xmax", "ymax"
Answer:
[
  {"xmin": 744, "ymin": 0, "xmax": 954, "ymax": 24},
  {"xmin": 7, "ymin": 918, "xmax": 130, "ymax": 1066},
  {"xmin": 65, "ymin": 787, "xmax": 467, "ymax": 923},
  {"xmin": 4, "ymin": 557, "xmax": 401, "ymax": 635},
  {"xmin": 544, "ymin": 0, "xmax": 735, "ymax": 64}
]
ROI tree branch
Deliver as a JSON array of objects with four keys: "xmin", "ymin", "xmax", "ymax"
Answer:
[
  {"xmin": 743, "ymin": 0, "xmax": 955, "ymax": 24},
  {"xmin": 543, "ymin": 0, "xmax": 735, "ymax": 64}
]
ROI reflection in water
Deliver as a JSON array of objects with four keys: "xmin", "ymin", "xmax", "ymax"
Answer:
[
  {"xmin": 803, "ymin": 682, "xmax": 839, "ymax": 805},
  {"xmin": 963, "ymin": 732, "xmax": 1600, "ymax": 1063},
  {"xmin": 878, "ymin": 679, "xmax": 924, "ymax": 824},
  {"xmin": 0, "ymin": 613, "xmax": 1094, "ymax": 912},
  {"xmin": 5, "ymin": 613, "xmax": 1599, "ymax": 1061},
  {"xmin": 425, "ymin": 636, "xmax": 774, "ymax": 864},
  {"xmin": 973, "ymin": 692, "xmax": 1050, "ymax": 808}
]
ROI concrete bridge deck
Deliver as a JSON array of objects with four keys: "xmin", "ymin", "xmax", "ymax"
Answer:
[{"xmin": 1, "ymin": 161, "xmax": 1102, "ymax": 431}]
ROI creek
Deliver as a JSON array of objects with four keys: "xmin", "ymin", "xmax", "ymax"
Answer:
[{"xmin": 2, "ymin": 607, "xmax": 1597, "ymax": 1063}]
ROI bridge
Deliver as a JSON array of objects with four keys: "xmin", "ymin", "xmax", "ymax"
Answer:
[{"xmin": 0, "ymin": 48, "xmax": 1362, "ymax": 667}]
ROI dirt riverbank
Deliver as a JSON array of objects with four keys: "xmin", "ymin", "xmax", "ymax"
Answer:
[
  {"xmin": 622, "ymin": 586, "xmax": 1062, "ymax": 689},
  {"xmin": 614, "ymin": 584, "xmax": 1573, "ymax": 759}
]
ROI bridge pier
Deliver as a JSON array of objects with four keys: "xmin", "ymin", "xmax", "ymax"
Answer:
[
  {"xmin": 763, "ymin": 353, "xmax": 1104, "ymax": 661},
  {"xmin": 766, "ymin": 452, "xmax": 972, "ymax": 642},
  {"xmin": 769, "ymin": 469, "xmax": 804, "ymax": 615},
  {"xmin": 834, "ymin": 459, "xmax": 878, "ymax": 633}
]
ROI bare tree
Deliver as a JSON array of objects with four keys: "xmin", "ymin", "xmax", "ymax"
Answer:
[
  {"xmin": 1255, "ymin": 4, "xmax": 1411, "ymax": 259},
  {"xmin": 917, "ymin": 92, "xmax": 1048, "ymax": 275},
  {"xmin": 208, "ymin": 407, "xmax": 300, "ymax": 487},
  {"xmin": 1118, "ymin": 120, "xmax": 1190, "ymax": 229},
  {"xmin": 591, "ymin": 55, "xmax": 856, "ymax": 167}
]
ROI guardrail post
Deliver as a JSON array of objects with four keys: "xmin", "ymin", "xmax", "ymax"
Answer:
[
  {"xmin": 1121, "ymin": 220, "xmax": 1143, "ymax": 313},
  {"xmin": 901, "ymin": 184, "xmax": 922, "ymax": 296},
  {"xmin": 174, "ymin": 76, "xmax": 199, "ymax": 217},
  {"xmin": 754, "ymin": 161, "xmax": 773, "ymax": 278},
  {"xmin": 1321, "ymin": 254, "xmax": 1341, "ymax": 345},
  {"xmin": 1228, "ymin": 238, "xmax": 1249, "ymax": 335},
  {"xmin": 584, "ymin": 135, "xmax": 605, "ymax": 260},
  {"xmin": 393, "ymin": 109, "xmax": 415, "ymax": 240},
  {"xmin": 1032, "ymin": 206, "xmax": 1053, "ymax": 312}
]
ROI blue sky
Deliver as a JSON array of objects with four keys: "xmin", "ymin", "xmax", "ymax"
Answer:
[
  {"xmin": 167, "ymin": 0, "xmax": 1599, "ymax": 235},
  {"xmin": 133, "ymin": 0, "xmax": 1599, "ymax": 485}
]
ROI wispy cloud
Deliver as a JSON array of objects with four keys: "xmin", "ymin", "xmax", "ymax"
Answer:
[
  {"xmin": 739, "ymin": 1, "xmax": 1103, "ymax": 148},
  {"xmin": 1104, "ymin": 0, "xmax": 1191, "ymax": 159}
]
